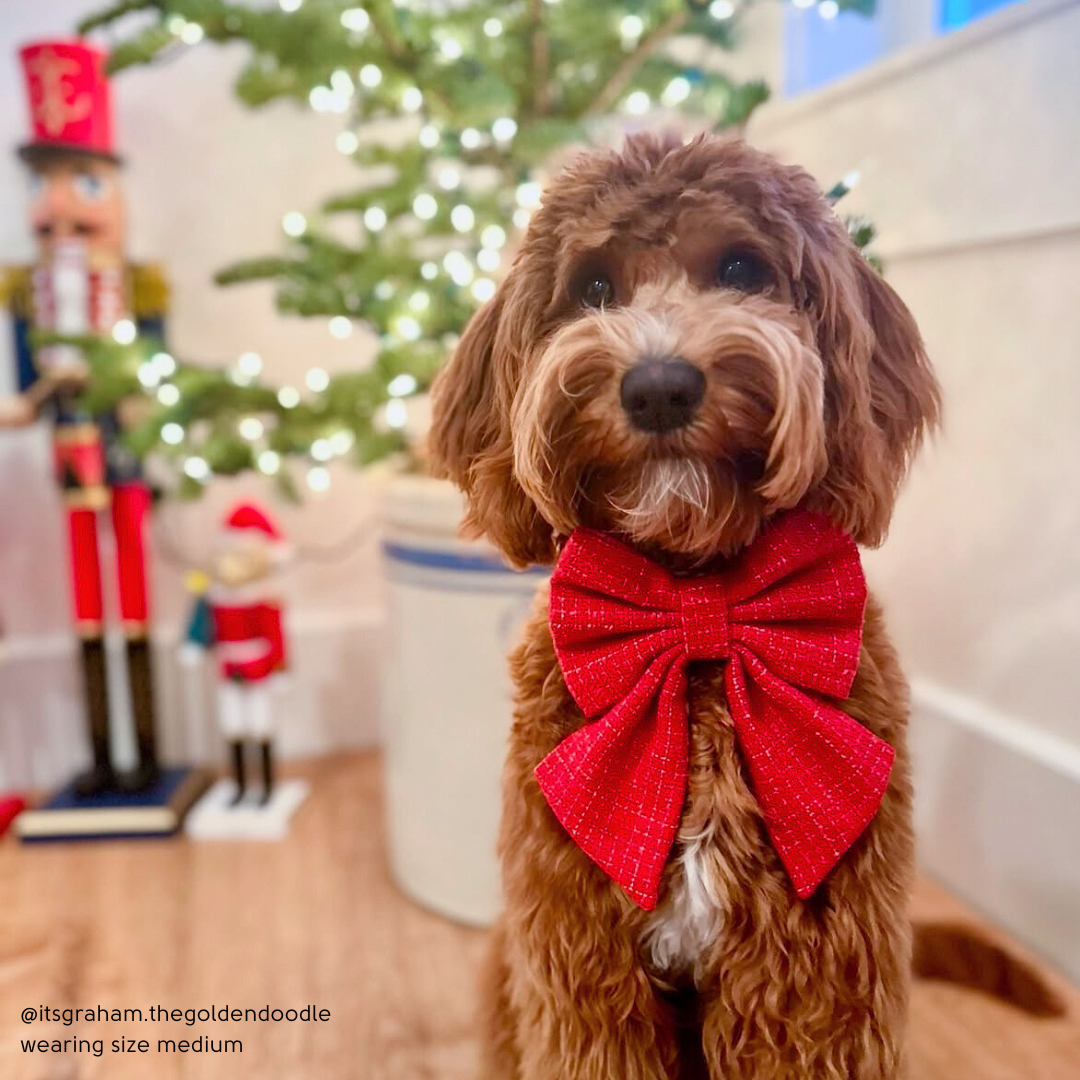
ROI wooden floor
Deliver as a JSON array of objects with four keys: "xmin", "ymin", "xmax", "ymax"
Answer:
[{"xmin": 1, "ymin": 752, "xmax": 1076, "ymax": 1080}]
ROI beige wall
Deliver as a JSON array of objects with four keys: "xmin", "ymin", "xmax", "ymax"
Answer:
[{"xmin": 752, "ymin": 0, "xmax": 1080, "ymax": 751}]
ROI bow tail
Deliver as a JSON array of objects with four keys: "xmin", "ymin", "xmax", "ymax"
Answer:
[
  {"xmin": 726, "ymin": 654, "xmax": 895, "ymax": 899},
  {"xmin": 535, "ymin": 648, "xmax": 687, "ymax": 910}
]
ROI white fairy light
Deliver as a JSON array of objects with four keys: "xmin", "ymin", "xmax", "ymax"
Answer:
[
  {"xmin": 709, "ymin": 1, "xmax": 736, "ymax": 20},
  {"xmin": 440, "ymin": 38, "xmax": 463, "ymax": 61},
  {"xmin": 180, "ymin": 21, "xmax": 205, "ymax": 44},
  {"xmin": 359, "ymin": 64, "xmax": 382, "ymax": 89},
  {"xmin": 363, "ymin": 206, "xmax": 388, "ymax": 232},
  {"xmin": 184, "ymin": 456, "xmax": 210, "ymax": 481},
  {"xmin": 516, "ymin": 181, "xmax": 542, "ymax": 209},
  {"xmin": 481, "ymin": 224, "xmax": 507, "ymax": 250},
  {"xmin": 460, "ymin": 127, "xmax": 482, "ymax": 150},
  {"xmin": 413, "ymin": 193, "xmax": 438, "ymax": 220},
  {"xmin": 340, "ymin": 7, "xmax": 369, "ymax": 31},
  {"xmin": 513, "ymin": 207, "xmax": 531, "ymax": 230},
  {"xmin": 471, "ymin": 278, "xmax": 496, "ymax": 303},
  {"xmin": 161, "ymin": 422, "xmax": 184, "ymax": 446},
  {"xmin": 620, "ymin": 15, "xmax": 644, "ymax": 42},
  {"xmin": 280, "ymin": 0, "xmax": 303, "ymax": 11},
  {"xmin": 408, "ymin": 290, "xmax": 431, "ymax": 312},
  {"xmin": 336, "ymin": 131, "xmax": 359, "ymax": 155},
  {"xmin": 239, "ymin": 417, "xmax": 264, "ymax": 441},
  {"xmin": 450, "ymin": 204, "xmax": 475, "ymax": 232},
  {"xmin": 157, "ymin": 384, "xmax": 181, "ymax": 407},
  {"xmin": 282, "ymin": 210, "xmax": 307, "ymax": 237},
  {"xmin": 374, "ymin": 280, "xmax": 394, "ymax": 300},
  {"xmin": 311, "ymin": 438, "xmax": 334, "ymax": 461},
  {"xmin": 330, "ymin": 430, "xmax": 355, "ymax": 455},
  {"xmin": 258, "ymin": 450, "xmax": 281, "ymax": 474},
  {"xmin": 388, "ymin": 373, "xmax": 418, "ymax": 397},
  {"xmin": 662, "ymin": 76, "xmax": 692, "ymax": 107},
  {"xmin": 309, "ymin": 86, "xmax": 333, "ymax": 112},
  {"xmin": 418, "ymin": 124, "xmax": 440, "ymax": 149},
  {"xmin": 819, "ymin": 0, "xmax": 840, "ymax": 17},
  {"xmin": 395, "ymin": 316, "xmax": 422, "ymax": 341},
  {"xmin": 278, "ymin": 386, "xmax": 301, "ymax": 409},
  {"xmin": 237, "ymin": 351, "xmax": 263, "ymax": 377},
  {"xmin": 437, "ymin": 166, "xmax": 461, "ymax": 190},
  {"xmin": 484, "ymin": 17, "xmax": 503, "ymax": 37},
  {"xmin": 307, "ymin": 466, "xmax": 331, "ymax": 492},
  {"xmin": 306, "ymin": 367, "xmax": 330, "ymax": 392},
  {"xmin": 151, "ymin": 351, "xmax": 176, "ymax": 378},
  {"xmin": 477, "ymin": 248, "xmax": 500, "ymax": 273},
  {"xmin": 384, "ymin": 399, "xmax": 408, "ymax": 429},
  {"xmin": 167, "ymin": 15, "xmax": 187, "ymax": 34},
  {"xmin": 330, "ymin": 70, "xmax": 354, "ymax": 97},
  {"xmin": 625, "ymin": 90, "xmax": 651, "ymax": 115},
  {"xmin": 401, "ymin": 86, "xmax": 423, "ymax": 112},
  {"xmin": 421, "ymin": 261, "xmax": 438, "ymax": 280},
  {"xmin": 137, "ymin": 362, "xmax": 160, "ymax": 389},
  {"xmin": 112, "ymin": 318, "xmax": 136, "ymax": 345},
  {"xmin": 329, "ymin": 315, "xmax": 353, "ymax": 339},
  {"xmin": 492, "ymin": 117, "xmax": 517, "ymax": 142}
]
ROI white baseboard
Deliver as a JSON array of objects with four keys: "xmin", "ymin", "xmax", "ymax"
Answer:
[{"xmin": 910, "ymin": 678, "xmax": 1080, "ymax": 984}]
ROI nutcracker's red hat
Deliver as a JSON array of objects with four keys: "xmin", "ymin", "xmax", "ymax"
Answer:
[
  {"xmin": 17, "ymin": 40, "xmax": 121, "ymax": 165},
  {"xmin": 225, "ymin": 503, "xmax": 284, "ymax": 542}
]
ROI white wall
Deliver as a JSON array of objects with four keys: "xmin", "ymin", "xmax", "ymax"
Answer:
[{"xmin": 752, "ymin": 0, "xmax": 1080, "ymax": 977}]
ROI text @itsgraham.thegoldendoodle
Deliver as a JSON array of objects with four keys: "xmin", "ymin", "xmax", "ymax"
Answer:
[{"xmin": 20, "ymin": 1005, "xmax": 331, "ymax": 1057}]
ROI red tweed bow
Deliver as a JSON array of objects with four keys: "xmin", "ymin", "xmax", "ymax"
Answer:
[{"xmin": 536, "ymin": 509, "xmax": 892, "ymax": 910}]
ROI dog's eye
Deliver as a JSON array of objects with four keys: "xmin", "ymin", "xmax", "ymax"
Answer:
[
  {"xmin": 716, "ymin": 251, "xmax": 770, "ymax": 293},
  {"xmin": 580, "ymin": 275, "xmax": 615, "ymax": 309}
]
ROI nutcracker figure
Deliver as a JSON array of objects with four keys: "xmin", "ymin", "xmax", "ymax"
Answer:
[
  {"xmin": 182, "ymin": 503, "xmax": 290, "ymax": 807},
  {"xmin": 0, "ymin": 41, "xmax": 167, "ymax": 797}
]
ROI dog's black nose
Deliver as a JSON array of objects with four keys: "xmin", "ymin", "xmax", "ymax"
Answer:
[{"xmin": 619, "ymin": 359, "xmax": 706, "ymax": 435}]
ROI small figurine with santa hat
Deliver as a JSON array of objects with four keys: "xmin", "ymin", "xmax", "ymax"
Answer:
[{"xmin": 182, "ymin": 502, "xmax": 291, "ymax": 808}]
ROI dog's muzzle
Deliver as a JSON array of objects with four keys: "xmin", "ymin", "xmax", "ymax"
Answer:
[{"xmin": 620, "ymin": 358, "xmax": 705, "ymax": 435}]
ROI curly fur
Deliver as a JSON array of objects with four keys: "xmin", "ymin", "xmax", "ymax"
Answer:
[{"xmin": 430, "ymin": 134, "xmax": 942, "ymax": 1079}]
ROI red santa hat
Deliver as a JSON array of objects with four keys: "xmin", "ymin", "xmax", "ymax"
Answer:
[{"xmin": 222, "ymin": 502, "xmax": 291, "ymax": 563}]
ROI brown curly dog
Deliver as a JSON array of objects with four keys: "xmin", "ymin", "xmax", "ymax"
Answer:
[{"xmin": 430, "ymin": 133, "xmax": 941, "ymax": 1080}]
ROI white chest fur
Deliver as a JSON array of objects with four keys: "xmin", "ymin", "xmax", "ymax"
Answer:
[{"xmin": 639, "ymin": 825, "xmax": 727, "ymax": 984}]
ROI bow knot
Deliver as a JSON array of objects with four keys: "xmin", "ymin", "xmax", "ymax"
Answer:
[{"xmin": 536, "ymin": 509, "xmax": 893, "ymax": 911}]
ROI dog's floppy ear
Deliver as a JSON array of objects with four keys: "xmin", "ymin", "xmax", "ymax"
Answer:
[
  {"xmin": 429, "ymin": 286, "xmax": 557, "ymax": 568},
  {"xmin": 810, "ymin": 242, "xmax": 941, "ymax": 546}
]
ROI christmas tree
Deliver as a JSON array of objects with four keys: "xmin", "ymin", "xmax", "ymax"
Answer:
[{"xmin": 73, "ymin": 0, "xmax": 874, "ymax": 498}]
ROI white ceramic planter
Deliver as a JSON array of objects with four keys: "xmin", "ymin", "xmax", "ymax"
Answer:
[{"xmin": 380, "ymin": 474, "xmax": 547, "ymax": 926}]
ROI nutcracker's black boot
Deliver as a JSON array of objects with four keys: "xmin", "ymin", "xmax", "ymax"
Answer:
[
  {"xmin": 117, "ymin": 637, "xmax": 160, "ymax": 794},
  {"xmin": 73, "ymin": 637, "xmax": 116, "ymax": 798},
  {"xmin": 259, "ymin": 741, "xmax": 274, "ymax": 806},
  {"xmin": 230, "ymin": 740, "xmax": 246, "ymax": 806}
]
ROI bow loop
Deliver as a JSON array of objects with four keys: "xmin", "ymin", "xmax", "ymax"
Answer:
[{"xmin": 538, "ymin": 509, "xmax": 889, "ymax": 911}]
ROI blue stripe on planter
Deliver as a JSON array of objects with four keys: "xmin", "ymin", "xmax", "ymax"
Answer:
[{"xmin": 382, "ymin": 542, "xmax": 549, "ymax": 576}]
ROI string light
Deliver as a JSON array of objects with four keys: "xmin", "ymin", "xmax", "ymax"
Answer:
[
  {"xmin": 306, "ymin": 368, "xmax": 330, "ymax": 392},
  {"xmin": 239, "ymin": 417, "xmax": 264, "ymax": 441},
  {"xmin": 363, "ymin": 206, "xmax": 388, "ymax": 232},
  {"xmin": 151, "ymin": 351, "xmax": 176, "ymax": 378},
  {"xmin": 374, "ymin": 281, "xmax": 394, "ymax": 300},
  {"xmin": 278, "ymin": 386, "xmax": 300, "ymax": 408},
  {"xmin": 513, "ymin": 208, "xmax": 531, "ymax": 230},
  {"xmin": 394, "ymin": 316, "xmax": 422, "ymax": 341},
  {"xmin": 167, "ymin": 15, "xmax": 187, "ymax": 34},
  {"xmin": 311, "ymin": 438, "xmax": 334, "ymax": 461},
  {"xmin": 384, "ymin": 400, "xmax": 408, "ymax": 428},
  {"xmin": 662, "ymin": 77, "xmax": 692, "ymax": 106},
  {"xmin": 413, "ymin": 193, "xmax": 438, "ymax": 220},
  {"xmin": 388, "ymin": 373, "xmax": 418, "ymax": 397},
  {"xmin": 625, "ymin": 90, "xmax": 651, "ymax": 115},
  {"xmin": 161, "ymin": 422, "xmax": 184, "ymax": 445},
  {"xmin": 184, "ymin": 457, "xmax": 210, "ymax": 481},
  {"xmin": 477, "ymin": 248, "xmax": 500, "ymax": 273},
  {"xmin": 460, "ymin": 128, "xmax": 482, "ymax": 150},
  {"xmin": 440, "ymin": 39, "xmax": 463, "ymax": 61},
  {"xmin": 282, "ymin": 211, "xmax": 307, "ymax": 237},
  {"xmin": 620, "ymin": 15, "xmax": 644, "ymax": 43},
  {"xmin": 329, "ymin": 315, "xmax": 353, "ymax": 339},
  {"xmin": 157, "ymin": 384, "xmax": 180, "ymax": 407},
  {"xmin": 359, "ymin": 64, "xmax": 382, "ymax": 88},
  {"xmin": 421, "ymin": 261, "xmax": 438, "ymax": 280},
  {"xmin": 418, "ymin": 124, "xmax": 440, "ymax": 149},
  {"xmin": 112, "ymin": 318, "xmax": 136, "ymax": 345},
  {"xmin": 437, "ymin": 166, "xmax": 461, "ymax": 190},
  {"xmin": 709, "ymin": 1, "xmax": 736, "ymax": 20},
  {"xmin": 443, "ymin": 251, "xmax": 474, "ymax": 286},
  {"xmin": 471, "ymin": 278, "xmax": 496, "ymax": 302},
  {"xmin": 516, "ymin": 181, "xmax": 541, "ymax": 209},
  {"xmin": 258, "ymin": 450, "xmax": 281, "ymax": 474},
  {"xmin": 492, "ymin": 117, "xmax": 517, "ymax": 142},
  {"xmin": 237, "ymin": 351, "xmax": 263, "ymax": 377},
  {"xmin": 340, "ymin": 7, "xmax": 369, "ymax": 31},
  {"xmin": 484, "ymin": 18, "xmax": 503, "ymax": 37},
  {"xmin": 792, "ymin": 0, "xmax": 815, "ymax": 7},
  {"xmin": 819, "ymin": 0, "xmax": 839, "ymax": 18},
  {"xmin": 401, "ymin": 87, "xmax": 423, "ymax": 111},
  {"xmin": 137, "ymin": 362, "xmax": 160, "ymax": 389},
  {"xmin": 330, "ymin": 70, "xmax": 354, "ymax": 96},
  {"xmin": 480, "ymin": 224, "xmax": 506, "ymax": 249},
  {"xmin": 408, "ymin": 290, "xmax": 431, "ymax": 312},
  {"xmin": 279, "ymin": 0, "xmax": 303, "ymax": 11},
  {"xmin": 336, "ymin": 131, "xmax": 359, "ymax": 155},
  {"xmin": 180, "ymin": 21, "xmax": 205, "ymax": 44},
  {"xmin": 450, "ymin": 204, "xmax": 475, "ymax": 232},
  {"xmin": 330, "ymin": 430, "xmax": 355, "ymax": 455},
  {"xmin": 307, "ymin": 466, "xmax": 331, "ymax": 492}
]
